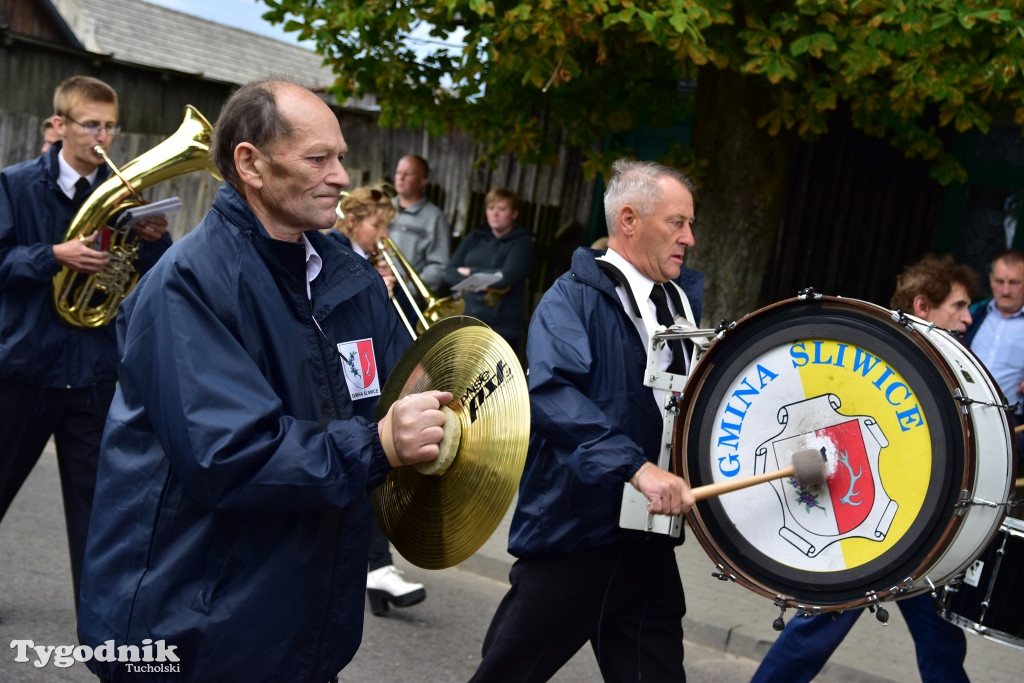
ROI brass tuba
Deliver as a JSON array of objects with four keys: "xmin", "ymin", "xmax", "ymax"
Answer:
[{"xmin": 52, "ymin": 105, "xmax": 219, "ymax": 328}]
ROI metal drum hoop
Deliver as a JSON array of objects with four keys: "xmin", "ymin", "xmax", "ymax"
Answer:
[{"xmin": 673, "ymin": 295, "xmax": 1014, "ymax": 611}]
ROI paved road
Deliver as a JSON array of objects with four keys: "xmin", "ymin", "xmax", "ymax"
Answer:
[
  {"xmin": 1, "ymin": 449, "xmax": 756, "ymax": 682},
  {"xmin": 2, "ymin": 445, "xmax": 1022, "ymax": 681}
]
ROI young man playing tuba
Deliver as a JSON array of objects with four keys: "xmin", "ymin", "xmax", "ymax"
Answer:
[{"xmin": 0, "ymin": 75, "xmax": 170, "ymax": 608}]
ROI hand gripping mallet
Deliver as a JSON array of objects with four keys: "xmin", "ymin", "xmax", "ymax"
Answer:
[{"xmin": 690, "ymin": 448, "xmax": 828, "ymax": 501}]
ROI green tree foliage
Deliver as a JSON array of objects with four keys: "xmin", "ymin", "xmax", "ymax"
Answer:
[{"xmin": 264, "ymin": 0, "xmax": 1024, "ymax": 183}]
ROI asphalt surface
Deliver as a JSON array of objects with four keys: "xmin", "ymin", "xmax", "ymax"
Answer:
[{"xmin": 1, "ymin": 444, "xmax": 1021, "ymax": 681}]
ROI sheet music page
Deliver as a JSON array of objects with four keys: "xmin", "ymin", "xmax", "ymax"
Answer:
[
  {"xmin": 122, "ymin": 197, "xmax": 183, "ymax": 225},
  {"xmin": 451, "ymin": 272, "xmax": 503, "ymax": 293}
]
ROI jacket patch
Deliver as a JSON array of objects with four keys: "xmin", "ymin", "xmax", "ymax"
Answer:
[{"xmin": 336, "ymin": 338, "xmax": 380, "ymax": 400}]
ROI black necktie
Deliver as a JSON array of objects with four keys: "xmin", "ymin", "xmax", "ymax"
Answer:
[
  {"xmin": 73, "ymin": 177, "xmax": 90, "ymax": 201},
  {"xmin": 650, "ymin": 283, "xmax": 688, "ymax": 374}
]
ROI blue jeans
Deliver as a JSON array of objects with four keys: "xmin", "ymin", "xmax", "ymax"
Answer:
[{"xmin": 752, "ymin": 593, "xmax": 968, "ymax": 683}]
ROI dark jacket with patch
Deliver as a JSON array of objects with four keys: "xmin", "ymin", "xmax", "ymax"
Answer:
[{"xmin": 78, "ymin": 184, "xmax": 407, "ymax": 682}]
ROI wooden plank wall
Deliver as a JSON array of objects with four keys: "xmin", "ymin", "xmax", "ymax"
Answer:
[
  {"xmin": 1, "ymin": 32, "xmax": 598, "ymax": 298},
  {"xmin": 332, "ymin": 107, "xmax": 598, "ymax": 294},
  {"xmin": 0, "ymin": 0, "xmax": 70, "ymax": 43}
]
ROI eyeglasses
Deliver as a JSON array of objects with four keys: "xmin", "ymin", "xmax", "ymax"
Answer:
[
  {"xmin": 63, "ymin": 115, "xmax": 121, "ymax": 136},
  {"xmin": 369, "ymin": 189, "xmax": 384, "ymax": 201}
]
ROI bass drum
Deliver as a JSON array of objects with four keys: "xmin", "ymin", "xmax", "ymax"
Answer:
[
  {"xmin": 939, "ymin": 517, "xmax": 1024, "ymax": 649},
  {"xmin": 673, "ymin": 295, "xmax": 1016, "ymax": 612}
]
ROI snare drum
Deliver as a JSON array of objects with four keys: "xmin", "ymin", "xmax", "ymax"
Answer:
[
  {"xmin": 674, "ymin": 295, "xmax": 1016, "ymax": 612},
  {"xmin": 940, "ymin": 517, "xmax": 1024, "ymax": 649}
]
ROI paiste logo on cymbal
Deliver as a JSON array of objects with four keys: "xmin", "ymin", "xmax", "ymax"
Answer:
[{"xmin": 461, "ymin": 359, "xmax": 512, "ymax": 423}]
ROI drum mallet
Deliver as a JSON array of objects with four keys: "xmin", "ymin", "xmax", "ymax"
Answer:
[{"xmin": 691, "ymin": 449, "xmax": 828, "ymax": 501}]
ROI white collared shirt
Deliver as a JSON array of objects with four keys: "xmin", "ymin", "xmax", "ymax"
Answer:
[
  {"xmin": 301, "ymin": 234, "xmax": 322, "ymax": 300},
  {"xmin": 351, "ymin": 242, "xmax": 369, "ymax": 259},
  {"xmin": 597, "ymin": 248, "xmax": 693, "ymax": 375},
  {"xmin": 56, "ymin": 151, "xmax": 98, "ymax": 199}
]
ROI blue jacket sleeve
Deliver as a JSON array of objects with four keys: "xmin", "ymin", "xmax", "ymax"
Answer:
[
  {"xmin": 526, "ymin": 283, "xmax": 650, "ymax": 484},
  {"xmin": 0, "ymin": 175, "xmax": 61, "ymax": 285}
]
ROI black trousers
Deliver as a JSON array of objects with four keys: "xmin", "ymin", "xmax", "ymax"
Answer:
[
  {"xmin": 471, "ymin": 539, "xmax": 686, "ymax": 683},
  {"xmin": 0, "ymin": 380, "xmax": 115, "ymax": 609},
  {"xmin": 367, "ymin": 517, "xmax": 394, "ymax": 571}
]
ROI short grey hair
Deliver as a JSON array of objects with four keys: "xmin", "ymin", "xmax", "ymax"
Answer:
[{"xmin": 603, "ymin": 159, "xmax": 697, "ymax": 235}]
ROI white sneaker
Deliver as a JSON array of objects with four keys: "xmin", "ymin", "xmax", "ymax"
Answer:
[{"xmin": 366, "ymin": 565, "xmax": 426, "ymax": 615}]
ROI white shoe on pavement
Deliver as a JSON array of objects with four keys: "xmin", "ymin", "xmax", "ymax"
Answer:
[{"xmin": 366, "ymin": 565, "xmax": 426, "ymax": 616}]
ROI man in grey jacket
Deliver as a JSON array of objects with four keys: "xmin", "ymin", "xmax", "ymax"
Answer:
[{"xmin": 389, "ymin": 154, "xmax": 450, "ymax": 293}]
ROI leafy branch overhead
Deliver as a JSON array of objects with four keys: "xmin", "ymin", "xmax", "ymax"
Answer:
[{"xmin": 263, "ymin": 0, "xmax": 1024, "ymax": 183}]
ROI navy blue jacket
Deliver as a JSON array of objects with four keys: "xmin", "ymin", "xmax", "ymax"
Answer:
[
  {"xmin": 324, "ymin": 229, "xmax": 352, "ymax": 251},
  {"xmin": 442, "ymin": 224, "xmax": 535, "ymax": 341},
  {"xmin": 0, "ymin": 143, "xmax": 170, "ymax": 387},
  {"xmin": 509, "ymin": 247, "xmax": 703, "ymax": 557},
  {"xmin": 77, "ymin": 185, "xmax": 408, "ymax": 682}
]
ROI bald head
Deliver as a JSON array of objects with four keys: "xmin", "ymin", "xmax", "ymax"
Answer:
[
  {"xmin": 212, "ymin": 79, "xmax": 340, "ymax": 191},
  {"xmin": 214, "ymin": 79, "xmax": 350, "ymax": 241}
]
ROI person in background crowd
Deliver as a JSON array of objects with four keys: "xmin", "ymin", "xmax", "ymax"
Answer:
[
  {"xmin": 329, "ymin": 186, "xmax": 429, "ymax": 615},
  {"xmin": 443, "ymin": 188, "xmax": 535, "ymax": 348},
  {"xmin": 891, "ymin": 254, "xmax": 977, "ymax": 332},
  {"xmin": 389, "ymin": 155, "xmax": 450, "ymax": 308},
  {"xmin": 0, "ymin": 75, "xmax": 169, "ymax": 609},
  {"xmin": 964, "ymin": 248, "xmax": 1024, "ymax": 458},
  {"xmin": 328, "ymin": 186, "xmax": 398, "ymax": 299},
  {"xmin": 471, "ymin": 159, "xmax": 702, "ymax": 682},
  {"xmin": 77, "ymin": 79, "xmax": 450, "ymax": 681},
  {"xmin": 40, "ymin": 118, "xmax": 61, "ymax": 154},
  {"xmin": 752, "ymin": 253, "xmax": 977, "ymax": 683}
]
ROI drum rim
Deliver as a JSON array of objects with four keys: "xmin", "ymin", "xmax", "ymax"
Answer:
[
  {"xmin": 940, "ymin": 612, "xmax": 1024, "ymax": 650},
  {"xmin": 676, "ymin": 295, "xmax": 976, "ymax": 609},
  {"xmin": 941, "ymin": 518, "xmax": 1024, "ymax": 649}
]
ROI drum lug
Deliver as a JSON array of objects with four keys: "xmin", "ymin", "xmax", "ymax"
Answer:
[
  {"xmin": 796, "ymin": 287, "xmax": 821, "ymax": 300},
  {"xmin": 953, "ymin": 386, "xmax": 1018, "ymax": 413},
  {"xmin": 890, "ymin": 309, "xmax": 915, "ymax": 329},
  {"xmin": 954, "ymin": 489, "xmax": 1004, "ymax": 515},
  {"xmin": 955, "ymin": 489, "xmax": 971, "ymax": 516},
  {"xmin": 863, "ymin": 592, "xmax": 891, "ymax": 623},
  {"xmin": 888, "ymin": 577, "xmax": 916, "ymax": 597},
  {"xmin": 710, "ymin": 564, "xmax": 736, "ymax": 583}
]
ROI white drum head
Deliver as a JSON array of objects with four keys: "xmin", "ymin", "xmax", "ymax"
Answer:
[{"xmin": 675, "ymin": 295, "xmax": 1014, "ymax": 610}]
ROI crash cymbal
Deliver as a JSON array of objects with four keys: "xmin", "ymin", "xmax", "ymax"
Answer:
[{"xmin": 372, "ymin": 316, "xmax": 530, "ymax": 569}]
